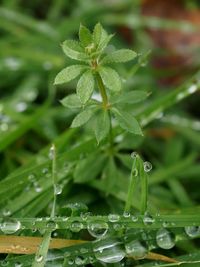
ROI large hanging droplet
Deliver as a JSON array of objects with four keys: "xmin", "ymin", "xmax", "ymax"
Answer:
[
  {"xmin": 0, "ymin": 219, "xmax": 21, "ymax": 234},
  {"xmin": 185, "ymin": 226, "xmax": 200, "ymax": 238},
  {"xmin": 156, "ymin": 228, "xmax": 175, "ymax": 249},
  {"xmin": 87, "ymin": 220, "xmax": 108, "ymax": 239},
  {"xmin": 125, "ymin": 240, "xmax": 148, "ymax": 259},
  {"xmin": 93, "ymin": 238, "xmax": 125, "ymax": 263}
]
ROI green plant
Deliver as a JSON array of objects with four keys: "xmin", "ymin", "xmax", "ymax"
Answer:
[
  {"xmin": 0, "ymin": 22, "xmax": 200, "ymax": 267},
  {"xmin": 55, "ymin": 23, "xmax": 144, "ymax": 146}
]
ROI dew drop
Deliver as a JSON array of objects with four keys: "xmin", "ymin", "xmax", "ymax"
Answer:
[
  {"xmin": 49, "ymin": 144, "xmax": 55, "ymax": 160},
  {"xmin": 108, "ymin": 214, "xmax": 120, "ymax": 222},
  {"xmin": 2, "ymin": 208, "xmax": 11, "ymax": 217},
  {"xmin": 55, "ymin": 184, "xmax": 62, "ymax": 195},
  {"xmin": 0, "ymin": 219, "xmax": 21, "ymax": 234},
  {"xmin": 143, "ymin": 161, "xmax": 152, "ymax": 172},
  {"xmin": 15, "ymin": 102, "xmax": 27, "ymax": 112},
  {"xmin": 113, "ymin": 223, "xmax": 121, "ymax": 231},
  {"xmin": 131, "ymin": 152, "xmax": 138, "ymax": 159},
  {"xmin": 15, "ymin": 262, "xmax": 22, "ymax": 267},
  {"xmin": 125, "ymin": 240, "xmax": 148, "ymax": 259},
  {"xmin": 143, "ymin": 213, "xmax": 155, "ymax": 225},
  {"xmin": 35, "ymin": 254, "xmax": 43, "ymax": 263},
  {"xmin": 75, "ymin": 256, "xmax": 86, "ymax": 265},
  {"xmin": 87, "ymin": 220, "xmax": 108, "ymax": 239},
  {"xmin": 131, "ymin": 215, "xmax": 138, "ymax": 222},
  {"xmin": 28, "ymin": 174, "xmax": 36, "ymax": 182},
  {"xmin": 132, "ymin": 168, "xmax": 138, "ymax": 176},
  {"xmin": 123, "ymin": 212, "xmax": 130, "ymax": 218},
  {"xmin": 46, "ymin": 220, "xmax": 57, "ymax": 230},
  {"xmin": 42, "ymin": 168, "xmax": 49, "ymax": 174},
  {"xmin": 93, "ymin": 238, "xmax": 125, "ymax": 263},
  {"xmin": 185, "ymin": 226, "xmax": 200, "ymax": 238},
  {"xmin": 156, "ymin": 228, "xmax": 175, "ymax": 249},
  {"xmin": 70, "ymin": 221, "xmax": 83, "ymax": 232},
  {"xmin": 68, "ymin": 259, "xmax": 74, "ymax": 265}
]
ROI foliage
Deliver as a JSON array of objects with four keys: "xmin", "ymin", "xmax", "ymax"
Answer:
[{"xmin": 0, "ymin": 1, "xmax": 200, "ymax": 267}]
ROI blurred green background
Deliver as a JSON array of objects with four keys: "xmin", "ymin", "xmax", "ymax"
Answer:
[{"xmin": 0, "ymin": 0, "xmax": 200, "ymax": 200}]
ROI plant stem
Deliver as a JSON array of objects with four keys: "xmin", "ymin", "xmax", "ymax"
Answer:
[
  {"xmin": 96, "ymin": 73, "xmax": 114, "ymax": 150},
  {"xmin": 96, "ymin": 73, "xmax": 108, "ymax": 109}
]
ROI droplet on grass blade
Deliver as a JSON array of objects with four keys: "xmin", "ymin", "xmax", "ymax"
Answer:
[
  {"xmin": 156, "ymin": 228, "xmax": 175, "ymax": 249},
  {"xmin": 0, "ymin": 218, "xmax": 21, "ymax": 234},
  {"xmin": 93, "ymin": 238, "xmax": 125, "ymax": 263},
  {"xmin": 185, "ymin": 226, "xmax": 200, "ymax": 238},
  {"xmin": 125, "ymin": 240, "xmax": 148, "ymax": 259},
  {"xmin": 87, "ymin": 220, "xmax": 108, "ymax": 239},
  {"xmin": 143, "ymin": 161, "xmax": 152, "ymax": 172}
]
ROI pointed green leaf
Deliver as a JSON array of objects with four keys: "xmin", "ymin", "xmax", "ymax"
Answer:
[
  {"xmin": 95, "ymin": 111, "xmax": 110, "ymax": 144},
  {"xmin": 79, "ymin": 24, "xmax": 93, "ymax": 47},
  {"xmin": 112, "ymin": 108, "xmax": 143, "ymax": 135},
  {"xmin": 77, "ymin": 70, "xmax": 94, "ymax": 104},
  {"xmin": 54, "ymin": 65, "xmax": 87, "ymax": 85},
  {"xmin": 98, "ymin": 34, "xmax": 114, "ymax": 53},
  {"xmin": 93, "ymin": 23, "xmax": 113, "ymax": 52},
  {"xmin": 99, "ymin": 66, "xmax": 121, "ymax": 92},
  {"xmin": 71, "ymin": 109, "xmax": 95, "ymax": 128},
  {"xmin": 101, "ymin": 49, "xmax": 137, "ymax": 64},
  {"xmin": 62, "ymin": 40, "xmax": 89, "ymax": 61},
  {"xmin": 93, "ymin": 23, "xmax": 104, "ymax": 45},
  {"xmin": 60, "ymin": 94, "xmax": 82, "ymax": 109},
  {"xmin": 111, "ymin": 90, "xmax": 149, "ymax": 105}
]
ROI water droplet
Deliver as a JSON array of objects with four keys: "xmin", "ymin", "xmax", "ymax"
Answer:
[
  {"xmin": 0, "ymin": 219, "xmax": 21, "ymax": 234},
  {"xmin": 2, "ymin": 208, "xmax": 11, "ymax": 217},
  {"xmin": 15, "ymin": 262, "xmax": 22, "ymax": 267},
  {"xmin": 67, "ymin": 258, "xmax": 74, "ymax": 265},
  {"xmin": 87, "ymin": 221, "xmax": 108, "ymax": 239},
  {"xmin": 80, "ymin": 247, "xmax": 88, "ymax": 254},
  {"xmin": 125, "ymin": 240, "xmax": 148, "ymax": 259},
  {"xmin": 132, "ymin": 168, "xmax": 138, "ymax": 176},
  {"xmin": 185, "ymin": 226, "xmax": 200, "ymax": 238},
  {"xmin": 131, "ymin": 215, "xmax": 138, "ymax": 222},
  {"xmin": 34, "ymin": 183, "xmax": 42, "ymax": 193},
  {"xmin": 156, "ymin": 228, "xmax": 175, "ymax": 249},
  {"xmin": 70, "ymin": 221, "xmax": 83, "ymax": 232},
  {"xmin": 55, "ymin": 184, "xmax": 62, "ymax": 195},
  {"xmin": 131, "ymin": 152, "xmax": 138, "ymax": 159},
  {"xmin": 113, "ymin": 224, "xmax": 121, "ymax": 231},
  {"xmin": 42, "ymin": 168, "xmax": 49, "ymax": 174},
  {"xmin": 28, "ymin": 174, "xmax": 36, "ymax": 182},
  {"xmin": 75, "ymin": 256, "xmax": 86, "ymax": 265},
  {"xmin": 15, "ymin": 102, "xmax": 27, "ymax": 112},
  {"xmin": 143, "ymin": 213, "xmax": 155, "ymax": 225},
  {"xmin": 46, "ymin": 220, "xmax": 57, "ymax": 230},
  {"xmin": 176, "ymin": 93, "xmax": 185, "ymax": 101},
  {"xmin": 108, "ymin": 214, "xmax": 120, "ymax": 222},
  {"xmin": 49, "ymin": 144, "xmax": 55, "ymax": 160},
  {"xmin": 35, "ymin": 254, "xmax": 43, "ymax": 263},
  {"xmin": 123, "ymin": 212, "xmax": 130, "ymax": 218},
  {"xmin": 143, "ymin": 161, "xmax": 152, "ymax": 172},
  {"xmin": 93, "ymin": 238, "xmax": 125, "ymax": 263},
  {"xmin": 188, "ymin": 84, "xmax": 197, "ymax": 94}
]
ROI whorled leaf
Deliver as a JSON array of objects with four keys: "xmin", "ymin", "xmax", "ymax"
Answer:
[
  {"xmin": 101, "ymin": 49, "xmax": 137, "ymax": 64},
  {"xmin": 77, "ymin": 70, "xmax": 95, "ymax": 104},
  {"xmin": 54, "ymin": 65, "xmax": 87, "ymax": 85},
  {"xmin": 99, "ymin": 66, "xmax": 121, "ymax": 92}
]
